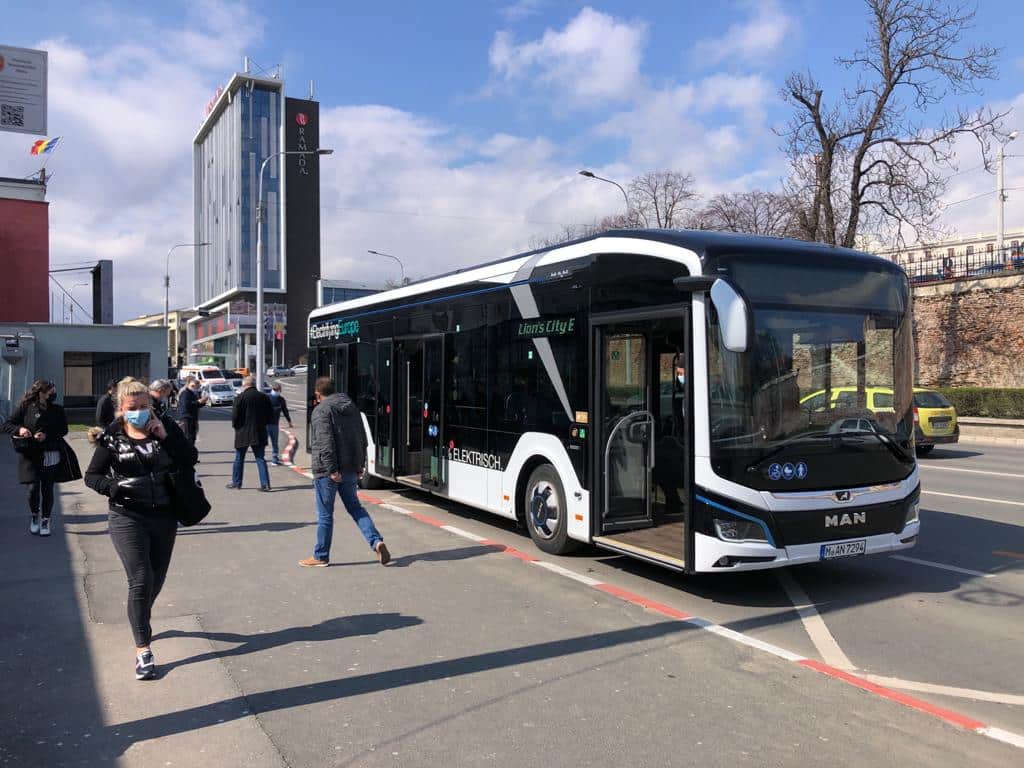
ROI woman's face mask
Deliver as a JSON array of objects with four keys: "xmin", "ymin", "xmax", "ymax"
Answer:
[
  {"xmin": 124, "ymin": 409, "xmax": 151, "ymax": 429},
  {"xmin": 676, "ymin": 374, "xmax": 686, "ymax": 387}
]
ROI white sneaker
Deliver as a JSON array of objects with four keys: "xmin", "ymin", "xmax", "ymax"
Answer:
[
  {"xmin": 40, "ymin": 518, "xmax": 51, "ymax": 537},
  {"xmin": 30, "ymin": 515, "xmax": 40, "ymax": 535}
]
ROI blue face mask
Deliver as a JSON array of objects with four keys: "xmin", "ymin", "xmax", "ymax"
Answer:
[
  {"xmin": 124, "ymin": 409, "xmax": 150, "ymax": 428},
  {"xmin": 677, "ymin": 375, "xmax": 686, "ymax": 387}
]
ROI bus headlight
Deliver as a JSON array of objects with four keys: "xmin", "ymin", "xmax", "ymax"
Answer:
[
  {"xmin": 714, "ymin": 518, "xmax": 768, "ymax": 543},
  {"xmin": 904, "ymin": 499, "xmax": 920, "ymax": 526}
]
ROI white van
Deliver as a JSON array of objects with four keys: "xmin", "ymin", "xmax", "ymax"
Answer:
[{"xmin": 180, "ymin": 365, "xmax": 228, "ymax": 386}]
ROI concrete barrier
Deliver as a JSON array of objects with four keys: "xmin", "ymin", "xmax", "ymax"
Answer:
[{"xmin": 957, "ymin": 417, "xmax": 1024, "ymax": 447}]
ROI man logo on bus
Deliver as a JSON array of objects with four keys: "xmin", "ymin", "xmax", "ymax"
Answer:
[{"xmin": 825, "ymin": 512, "xmax": 866, "ymax": 527}]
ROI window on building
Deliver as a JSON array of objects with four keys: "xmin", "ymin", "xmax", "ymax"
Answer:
[
  {"xmin": 966, "ymin": 246, "xmax": 974, "ymax": 256},
  {"xmin": 986, "ymin": 242, "xmax": 994, "ymax": 254}
]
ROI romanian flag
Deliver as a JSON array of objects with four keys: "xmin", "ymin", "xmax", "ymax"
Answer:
[{"xmin": 30, "ymin": 136, "xmax": 61, "ymax": 155}]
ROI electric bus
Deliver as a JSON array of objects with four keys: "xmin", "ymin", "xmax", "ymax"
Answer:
[{"xmin": 306, "ymin": 230, "xmax": 920, "ymax": 573}]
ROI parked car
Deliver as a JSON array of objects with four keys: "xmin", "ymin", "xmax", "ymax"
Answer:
[
  {"xmin": 202, "ymin": 382, "xmax": 236, "ymax": 406},
  {"xmin": 228, "ymin": 379, "xmax": 243, "ymax": 395},
  {"xmin": 967, "ymin": 262, "xmax": 1007, "ymax": 277},
  {"xmin": 266, "ymin": 365, "xmax": 294, "ymax": 377},
  {"xmin": 913, "ymin": 388, "xmax": 959, "ymax": 456},
  {"xmin": 291, "ymin": 364, "xmax": 308, "ymax": 375}
]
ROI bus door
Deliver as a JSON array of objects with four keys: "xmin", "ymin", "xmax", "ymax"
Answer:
[
  {"xmin": 375, "ymin": 340, "xmax": 394, "ymax": 477},
  {"xmin": 594, "ymin": 310, "xmax": 689, "ymax": 564},
  {"xmin": 421, "ymin": 336, "xmax": 444, "ymax": 488},
  {"xmin": 395, "ymin": 339, "xmax": 424, "ymax": 480}
]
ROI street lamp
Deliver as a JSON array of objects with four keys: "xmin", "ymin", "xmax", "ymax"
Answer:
[
  {"xmin": 578, "ymin": 169, "xmax": 631, "ymax": 222},
  {"xmin": 256, "ymin": 148, "xmax": 334, "ymax": 389},
  {"xmin": 71, "ymin": 282, "xmax": 89, "ymax": 324},
  {"xmin": 164, "ymin": 243, "xmax": 210, "ymax": 328},
  {"xmin": 367, "ymin": 249, "xmax": 407, "ymax": 285},
  {"xmin": 997, "ymin": 130, "xmax": 1019, "ymax": 259}
]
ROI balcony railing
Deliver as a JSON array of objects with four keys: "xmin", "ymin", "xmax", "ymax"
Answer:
[{"xmin": 889, "ymin": 246, "xmax": 1024, "ymax": 285}]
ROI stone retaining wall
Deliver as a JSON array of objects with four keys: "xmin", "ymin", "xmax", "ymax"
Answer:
[{"xmin": 912, "ymin": 273, "xmax": 1024, "ymax": 388}]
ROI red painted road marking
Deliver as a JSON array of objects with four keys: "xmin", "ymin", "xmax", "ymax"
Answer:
[
  {"xmin": 798, "ymin": 659, "xmax": 986, "ymax": 732},
  {"xmin": 480, "ymin": 540, "xmax": 539, "ymax": 562},
  {"xmin": 994, "ymin": 550, "xmax": 1024, "ymax": 560},
  {"xmin": 595, "ymin": 583, "xmax": 693, "ymax": 621}
]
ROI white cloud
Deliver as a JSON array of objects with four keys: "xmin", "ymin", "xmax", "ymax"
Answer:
[
  {"xmin": 500, "ymin": 0, "xmax": 546, "ymax": 22},
  {"xmin": 694, "ymin": 0, "xmax": 796, "ymax": 66},
  {"xmin": 0, "ymin": 2, "xmax": 261, "ymax": 321},
  {"xmin": 489, "ymin": 7, "xmax": 647, "ymax": 106}
]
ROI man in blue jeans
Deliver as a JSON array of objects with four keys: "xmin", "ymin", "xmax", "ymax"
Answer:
[
  {"xmin": 266, "ymin": 382, "xmax": 293, "ymax": 465},
  {"xmin": 299, "ymin": 376, "xmax": 390, "ymax": 567}
]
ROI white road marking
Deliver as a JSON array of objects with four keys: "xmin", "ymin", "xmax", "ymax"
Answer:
[
  {"xmin": 440, "ymin": 525, "xmax": 488, "ymax": 543},
  {"xmin": 922, "ymin": 490, "xmax": 1024, "ymax": 508},
  {"xmin": 864, "ymin": 675, "xmax": 1024, "ymax": 706},
  {"xmin": 697, "ymin": 621, "xmax": 806, "ymax": 662},
  {"xmin": 977, "ymin": 727, "xmax": 1024, "ymax": 749},
  {"xmin": 531, "ymin": 560, "xmax": 604, "ymax": 586},
  {"xmin": 890, "ymin": 555, "xmax": 995, "ymax": 578},
  {"xmin": 919, "ymin": 464, "xmax": 1024, "ymax": 480},
  {"xmin": 777, "ymin": 570, "xmax": 857, "ymax": 671}
]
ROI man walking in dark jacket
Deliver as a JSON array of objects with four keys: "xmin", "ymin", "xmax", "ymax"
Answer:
[
  {"xmin": 176, "ymin": 377, "xmax": 207, "ymax": 447},
  {"xmin": 228, "ymin": 376, "xmax": 273, "ymax": 491},
  {"xmin": 299, "ymin": 376, "xmax": 390, "ymax": 567},
  {"xmin": 94, "ymin": 379, "xmax": 117, "ymax": 427}
]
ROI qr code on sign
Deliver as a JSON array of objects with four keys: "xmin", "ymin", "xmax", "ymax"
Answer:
[{"xmin": 1, "ymin": 104, "xmax": 25, "ymax": 127}]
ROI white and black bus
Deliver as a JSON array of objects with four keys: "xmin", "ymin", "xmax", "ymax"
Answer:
[{"xmin": 307, "ymin": 230, "xmax": 920, "ymax": 573}]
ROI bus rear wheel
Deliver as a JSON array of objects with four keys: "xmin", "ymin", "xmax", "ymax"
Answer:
[{"xmin": 523, "ymin": 464, "xmax": 579, "ymax": 555}]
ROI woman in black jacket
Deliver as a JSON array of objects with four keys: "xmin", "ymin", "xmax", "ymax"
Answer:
[
  {"xmin": 85, "ymin": 378, "xmax": 197, "ymax": 680},
  {"xmin": 1, "ymin": 379, "xmax": 70, "ymax": 536}
]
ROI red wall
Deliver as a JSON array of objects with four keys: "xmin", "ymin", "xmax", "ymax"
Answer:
[{"xmin": 0, "ymin": 198, "xmax": 49, "ymax": 322}]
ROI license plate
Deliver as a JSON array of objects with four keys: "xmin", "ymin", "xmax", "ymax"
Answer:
[
  {"xmin": 930, "ymin": 417, "xmax": 951, "ymax": 426},
  {"xmin": 820, "ymin": 540, "xmax": 867, "ymax": 560}
]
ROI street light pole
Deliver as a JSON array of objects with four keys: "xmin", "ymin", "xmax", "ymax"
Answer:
[
  {"xmin": 578, "ymin": 170, "xmax": 631, "ymax": 222},
  {"xmin": 997, "ymin": 130, "xmax": 1019, "ymax": 259},
  {"xmin": 164, "ymin": 243, "xmax": 210, "ymax": 328},
  {"xmin": 367, "ymin": 250, "xmax": 407, "ymax": 285},
  {"xmin": 71, "ymin": 282, "xmax": 89, "ymax": 325},
  {"xmin": 255, "ymin": 148, "xmax": 333, "ymax": 390}
]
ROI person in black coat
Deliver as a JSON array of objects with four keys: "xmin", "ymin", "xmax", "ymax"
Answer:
[
  {"xmin": 95, "ymin": 379, "xmax": 117, "ymax": 427},
  {"xmin": 84, "ymin": 377, "xmax": 197, "ymax": 681},
  {"xmin": 2, "ymin": 379, "xmax": 80, "ymax": 536},
  {"xmin": 228, "ymin": 376, "xmax": 273, "ymax": 491},
  {"xmin": 176, "ymin": 377, "xmax": 207, "ymax": 446}
]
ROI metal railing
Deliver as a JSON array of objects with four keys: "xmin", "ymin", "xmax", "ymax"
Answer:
[{"xmin": 891, "ymin": 246, "xmax": 1024, "ymax": 285}]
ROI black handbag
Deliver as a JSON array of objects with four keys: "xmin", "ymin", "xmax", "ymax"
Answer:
[
  {"xmin": 169, "ymin": 467, "xmax": 212, "ymax": 526},
  {"xmin": 11, "ymin": 435, "xmax": 33, "ymax": 454}
]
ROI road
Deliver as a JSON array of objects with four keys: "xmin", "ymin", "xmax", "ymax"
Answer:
[
  {"xmin": 0, "ymin": 382, "xmax": 1020, "ymax": 766},
  {"xmin": 271, "ymin": 374, "xmax": 1024, "ymax": 745}
]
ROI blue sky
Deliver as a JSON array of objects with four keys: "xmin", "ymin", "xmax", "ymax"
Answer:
[{"xmin": 3, "ymin": 1, "xmax": 1023, "ymax": 320}]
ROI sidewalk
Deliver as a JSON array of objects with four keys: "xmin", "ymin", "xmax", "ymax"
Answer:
[{"xmin": 1, "ymin": 416, "xmax": 1018, "ymax": 767}]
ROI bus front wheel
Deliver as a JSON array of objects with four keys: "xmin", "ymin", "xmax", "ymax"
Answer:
[{"xmin": 523, "ymin": 464, "xmax": 579, "ymax": 555}]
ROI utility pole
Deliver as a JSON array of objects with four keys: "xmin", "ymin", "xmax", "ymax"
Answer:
[{"xmin": 997, "ymin": 130, "xmax": 1019, "ymax": 259}]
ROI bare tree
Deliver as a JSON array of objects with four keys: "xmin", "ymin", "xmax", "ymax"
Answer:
[
  {"xmin": 696, "ymin": 190, "xmax": 803, "ymax": 237},
  {"xmin": 627, "ymin": 170, "xmax": 699, "ymax": 228},
  {"xmin": 781, "ymin": 0, "xmax": 1005, "ymax": 248}
]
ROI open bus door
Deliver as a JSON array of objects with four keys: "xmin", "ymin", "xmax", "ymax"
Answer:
[{"xmin": 592, "ymin": 307, "xmax": 690, "ymax": 570}]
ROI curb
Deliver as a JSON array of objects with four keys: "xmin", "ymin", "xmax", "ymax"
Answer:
[{"xmin": 276, "ymin": 431, "xmax": 1023, "ymax": 751}]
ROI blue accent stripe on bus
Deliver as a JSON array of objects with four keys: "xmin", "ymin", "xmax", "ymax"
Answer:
[
  {"xmin": 695, "ymin": 494, "xmax": 776, "ymax": 548},
  {"xmin": 315, "ymin": 280, "xmax": 533, "ymax": 326}
]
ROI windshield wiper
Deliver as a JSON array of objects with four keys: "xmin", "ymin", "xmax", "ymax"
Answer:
[{"xmin": 870, "ymin": 430, "xmax": 914, "ymax": 463}]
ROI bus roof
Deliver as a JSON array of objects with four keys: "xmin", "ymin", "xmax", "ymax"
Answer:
[{"xmin": 309, "ymin": 229, "xmax": 897, "ymax": 323}]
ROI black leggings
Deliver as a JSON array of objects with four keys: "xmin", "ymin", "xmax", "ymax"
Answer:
[
  {"xmin": 27, "ymin": 469, "xmax": 57, "ymax": 518},
  {"xmin": 108, "ymin": 510, "xmax": 178, "ymax": 647}
]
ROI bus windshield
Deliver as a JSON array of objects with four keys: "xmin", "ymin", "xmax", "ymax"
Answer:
[{"xmin": 707, "ymin": 255, "xmax": 915, "ymax": 491}]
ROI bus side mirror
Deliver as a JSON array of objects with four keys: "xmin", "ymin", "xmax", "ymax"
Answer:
[{"xmin": 710, "ymin": 280, "xmax": 749, "ymax": 353}]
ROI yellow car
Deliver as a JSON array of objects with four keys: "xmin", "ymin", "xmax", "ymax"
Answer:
[
  {"xmin": 912, "ymin": 388, "xmax": 959, "ymax": 455},
  {"xmin": 799, "ymin": 386, "xmax": 958, "ymax": 456}
]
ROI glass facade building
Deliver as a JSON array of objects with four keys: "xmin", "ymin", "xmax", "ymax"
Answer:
[{"xmin": 194, "ymin": 75, "xmax": 284, "ymax": 305}]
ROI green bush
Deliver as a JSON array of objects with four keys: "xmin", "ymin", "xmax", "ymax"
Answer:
[{"xmin": 933, "ymin": 387, "xmax": 1024, "ymax": 419}]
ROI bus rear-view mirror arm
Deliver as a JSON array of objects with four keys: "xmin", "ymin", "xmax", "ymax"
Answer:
[{"xmin": 673, "ymin": 275, "xmax": 749, "ymax": 353}]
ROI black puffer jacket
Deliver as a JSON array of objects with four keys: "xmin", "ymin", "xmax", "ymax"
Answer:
[{"xmin": 84, "ymin": 416, "xmax": 197, "ymax": 516}]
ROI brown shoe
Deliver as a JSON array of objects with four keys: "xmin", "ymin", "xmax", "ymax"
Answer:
[
  {"xmin": 375, "ymin": 542, "xmax": 391, "ymax": 566},
  {"xmin": 298, "ymin": 556, "xmax": 328, "ymax": 568}
]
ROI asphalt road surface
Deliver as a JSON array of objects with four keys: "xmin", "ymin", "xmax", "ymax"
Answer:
[{"xmin": 1, "ymin": 385, "xmax": 1020, "ymax": 766}]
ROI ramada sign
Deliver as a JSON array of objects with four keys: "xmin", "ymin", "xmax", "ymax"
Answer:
[{"xmin": 296, "ymin": 112, "xmax": 310, "ymax": 175}]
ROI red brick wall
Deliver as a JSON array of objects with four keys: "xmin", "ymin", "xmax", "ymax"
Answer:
[
  {"xmin": 0, "ymin": 198, "xmax": 49, "ymax": 322},
  {"xmin": 912, "ymin": 274, "xmax": 1024, "ymax": 388}
]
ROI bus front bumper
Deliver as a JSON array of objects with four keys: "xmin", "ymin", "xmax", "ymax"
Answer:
[{"xmin": 693, "ymin": 521, "xmax": 920, "ymax": 573}]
